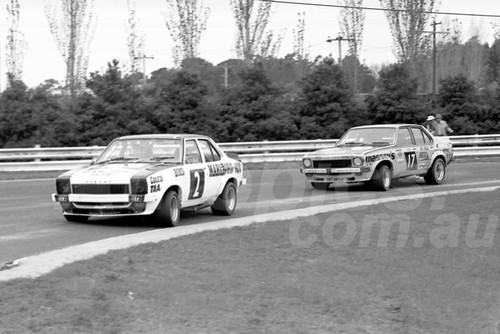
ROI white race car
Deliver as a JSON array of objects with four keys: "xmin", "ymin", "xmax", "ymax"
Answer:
[
  {"xmin": 300, "ymin": 124, "xmax": 454, "ymax": 191},
  {"xmin": 52, "ymin": 134, "xmax": 246, "ymax": 227}
]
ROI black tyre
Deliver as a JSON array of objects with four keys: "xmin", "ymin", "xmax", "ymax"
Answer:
[
  {"xmin": 311, "ymin": 182, "xmax": 330, "ymax": 190},
  {"xmin": 153, "ymin": 190, "xmax": 180, "ymax": 227},
  {"xmin": 211, "ymin": 182, "xmax": 237, "ymax": 216},
  {"xmin": 371, "ymin": 164, "xmax": 392, "ymax": 191},
  {"xmin": 424, "ymin": 158, "xmax": 446, "ymax": 185},
  {"xmin": 64, "ymin": 215, "xmax": 89, "ymax": 223}
]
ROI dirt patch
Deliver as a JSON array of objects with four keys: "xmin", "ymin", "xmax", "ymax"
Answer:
[{"xmin": 1, "ymin": 191, "xmax": 499, "ymax": 333}]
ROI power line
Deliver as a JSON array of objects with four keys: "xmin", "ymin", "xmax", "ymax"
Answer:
[{"xmin": 260, "ymin": 0, "xmax": 500, "ymax": 19}]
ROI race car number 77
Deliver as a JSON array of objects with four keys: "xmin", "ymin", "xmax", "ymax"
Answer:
[{"xmin": 189, "ymin": 169, "xmax": 205, "ymax": 199}]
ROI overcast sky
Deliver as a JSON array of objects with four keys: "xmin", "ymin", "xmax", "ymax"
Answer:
[{"xmin": 0, "ymin": 0, "xmax": 499, "ymax": 89}]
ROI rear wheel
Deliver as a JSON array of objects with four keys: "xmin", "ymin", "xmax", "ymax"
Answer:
[
  {"xmin": 311, "ymin": 182, "xmax": 330, "ymax": 190},
  {"xmin": 371, "ymin": 164, "xmax": 392, "ymax": 191},
  {"xmin": 153, "ymin": 190, "xmax": 180, "ymax": 227},
  {"xmin": 211, "ymin": 182, "xmax": 237, "ymax": 216},
  {"xmin": 64, "ymin": 215, "xmax": 89, "ymax": 223},
  {"xmin": 424, "ymin": 158, "xmax": 446, "ymax": 185}
]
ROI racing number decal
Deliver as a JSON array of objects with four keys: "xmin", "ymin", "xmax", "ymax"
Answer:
[
  {"xmin": 404, "ymin": 152, "xmax": 417, "ymax": 170},
  {"xmin": 189, "ymin": 169, "xmax": 205, "ymax": 199}
]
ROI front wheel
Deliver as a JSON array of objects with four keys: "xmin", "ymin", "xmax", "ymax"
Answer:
[
  {"xmin": 152, "ymin": 190, "xmax": 180, "ymax": 227},
  {"xmin": 211, "ymin": 182, "xmax": 237, "ymax": 216},
  {"xmin": 371, "ymin": 164, "xmax": 392, "ymax": 191},
  {"xmin": 424, "ymin": 158, "xmax": 446, "ymax": 185}
]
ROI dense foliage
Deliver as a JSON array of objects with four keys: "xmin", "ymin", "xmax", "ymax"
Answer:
[{"xmin": 1, "ymin": 51, "xmax": 500, "ymax": 148}]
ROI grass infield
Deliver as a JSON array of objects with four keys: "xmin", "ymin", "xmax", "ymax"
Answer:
[{"xmin": 1, "ymin": 191, "xmax": 500, "ymax": 333}]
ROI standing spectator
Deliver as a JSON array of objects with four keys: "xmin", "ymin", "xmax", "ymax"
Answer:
[
  {"xmin": 433, "ymin": 114, "xmax": 453, "ymax": 136},
  {"xmin": 423, "ymin": 115, "xmax": 436, "ymax": 135}
]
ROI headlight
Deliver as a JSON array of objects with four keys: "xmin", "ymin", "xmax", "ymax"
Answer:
[
  {"xmin": 131, "ymin": 178, "xmax": 148, "ymax": 195},
  {"xmin": 352, "ymin": 157, "xmax": 364, "ymax": 166},
  {"xmin": 303, "ymin": 158, "xmax": 312, "ymax": 167},
  {"xmin": 56, "ymin": 179, "xmax": 71, "ymax": 194}
]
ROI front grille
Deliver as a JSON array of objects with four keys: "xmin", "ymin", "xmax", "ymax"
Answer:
[
  {"xmin": 72, "ymin": 184, "xmax": 130, "ymax": 194},
  {"xmin": 313, "ymin": 159, "xmax": 352, "ymax": 168}
]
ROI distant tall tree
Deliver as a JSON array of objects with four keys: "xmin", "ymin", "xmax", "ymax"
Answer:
[
  {"xmin": 230, "ymin": 0, "xmax": 282, "ymax": 61},
  {"xmin": 125, "ymin": 0, "xmax": 145, "ymax": 73},
  {"xmin": 339, "ymin": 0, "xmax": 365, "ymax": 61},
  {"xmin": 162, "ymin": 0, "xmax": 210, "ymax": 66},
  {"xmin": 380, "ymin": 0, "xmax": 435, "ymax": 64},
  {"xmin": 293, "ymin": 12, "xmax": 306, "ymax": 60},
  {"xmin": 5, "ymin": 0, "xmax": 26, "ymax": 83},
  {"xmin": 44, "ymin": 0, "xmax": 96, "ymax": 99}
]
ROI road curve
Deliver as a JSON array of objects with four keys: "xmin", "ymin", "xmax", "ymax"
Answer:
[{"xmin": 1, "ymin": 161, "xmax": 500, "ymax": 267}]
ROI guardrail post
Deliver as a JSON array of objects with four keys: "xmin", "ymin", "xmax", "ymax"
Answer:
[{"xmin": 34, "ymin": 144, "xmax": 41, "ymax": 162}]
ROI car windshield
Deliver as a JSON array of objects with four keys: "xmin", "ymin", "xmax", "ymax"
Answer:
[
  {"xmin": 96, "ymin": 138, "xmax": 182, "ymax": 164},
  {"xmin": 337, "ymin": 128, "xmax": 396, "ymax": 146}
]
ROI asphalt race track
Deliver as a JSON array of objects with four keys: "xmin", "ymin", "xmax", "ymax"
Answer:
[{"xmin": 1, "ymin": 160, "xmax": 500, "ymax": 265}]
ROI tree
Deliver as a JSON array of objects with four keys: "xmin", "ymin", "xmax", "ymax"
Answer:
[
  {"xmin": 152, "ymin": 70, "xmax": 214, "ymax": 136},
  {"xmin": 297, "ymin": 57, "xmax": 359, "ymax": 139},
  {"xmin": 218, "ymin": 62, "xmax": 298, "ymax": 141},
  {"xmin": 125, "ymin": 0, "xmax": 145, "ymax": 73},
  {"xmin": 435, "ymin": 74, "xmax": 487, "ymax": 134},
  {"xmin": 5, "ymin": 0, "xmax": 26, "ymax": 83},
  {"xmin": 44, "ymin": 0, "xmax": 96, "ymax": 100},
  {"xmin": 162, "ymin": 0, "xmax": 210, "ymax": 66},
  {"xmin": 79, "ymin": 59, "xmax": 154, "ymax": 145},
  {"xmin": 229, "ymin": 0, "xmax": 282, "ymax": 61},
  {"xmin": 366, "ymin": 62, "xmax": 428, "ymax": 124},
  {"xmin": 380, "ymin": 0, "xmax": 435, "ymax": 66},
  {"xmin": 486, "ymin": 38, "xmax": 500, "ymax": 85}
]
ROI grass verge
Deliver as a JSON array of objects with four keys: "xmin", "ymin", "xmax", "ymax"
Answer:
[{"xmin": 1, "ymin": 191, "xmax": 500, "ymax": 333}]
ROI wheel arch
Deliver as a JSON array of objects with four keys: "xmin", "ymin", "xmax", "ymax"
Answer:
[
  {"xmin": 217, "ymin": 177, "xmax": 238, "ymax": 196},
  {"xmin": 431, "ymin": 153, "xmax": 447, "ymax": 167},
  {"xmin": 371, "ymin": 159, "xmax": 394, "ymax": 177},
  {"xmin": 157, "ymin": 184, "xmax": 182, "ymax": 210}
]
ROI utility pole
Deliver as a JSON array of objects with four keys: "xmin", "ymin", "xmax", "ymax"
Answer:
[
  {"xmin": 327, "ymin": 34, "xmax": 353, "ymax": 65},
  {"xmin": 424, "ymin": 20, "xmax": 447, "ymax": 100},
  {"xmin": 134, "ymin": 54, "xmax": 154, "ymax": 87}
]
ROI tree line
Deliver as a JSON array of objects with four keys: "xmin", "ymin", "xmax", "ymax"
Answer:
[{"xmin": 1, "ymin": 55, "xmax": 499, "ymax": 149}]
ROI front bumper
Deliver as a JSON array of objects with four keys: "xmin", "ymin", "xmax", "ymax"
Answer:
[
  {"xmin": 52, "ymin": 193, "xmax": 158, "ymax": 217},
  {"xmin": 300, "ymin": 167, "xmax": 372, "ymax": 183}
]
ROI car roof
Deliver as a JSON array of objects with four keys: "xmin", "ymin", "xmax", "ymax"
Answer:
[
  {"xmin": 350, "ymin": 124, "xmax": 422, "ymax": 129},
  {"xmin": 114, "ymin": 134, "xmax": 210, "ymax": 140}
]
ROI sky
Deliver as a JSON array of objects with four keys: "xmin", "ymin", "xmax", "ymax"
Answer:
[{"xmin": 0, "ymin": 0, "xmax": 499, "ymax": 89}]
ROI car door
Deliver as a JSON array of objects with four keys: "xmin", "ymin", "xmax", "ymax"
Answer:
[
  {"xmin": 410, "ymin": 126, "xmax": 431, "ymax": 173},
  {"xmin": 395, "ymin": 127, "xmax": 419, "ymax": 177},
  {"xmin": 197, "ymin": 138, "xmax": 225, "ymax": 199},
  {"xmin": 183, "ymin": 139, "xmax": 208, "ymax": 206}
]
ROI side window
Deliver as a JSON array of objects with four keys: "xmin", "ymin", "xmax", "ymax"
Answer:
[
  {"xmin": 198, "ymin": 139, "xmax": 222, "ymax": 162},
  {"xmin": 209, "ymin": 142, "xmax": 221, "ymax": 161},
  {"xmin": 411, "ymin": 128, "xmax": 425, "ymax": 146},
  {"xmin": 198, "ymin": 140, "xmax": 213, "ymax": 162},
  {"xmin": 397, "ymin": 128, "xmax": 414, "ymax": 146},
  {"xmin": 422, "ymin": 130, "xmax": 433, "ymax": 144},
  {"xmin": 185, "ymin": 140, "xmax": 202, "ymax": 164}
]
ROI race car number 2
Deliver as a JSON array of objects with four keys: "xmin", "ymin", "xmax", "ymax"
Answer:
[{"xmin": 189, "ymin": 169, "xmax": 205, "ymax": 199}]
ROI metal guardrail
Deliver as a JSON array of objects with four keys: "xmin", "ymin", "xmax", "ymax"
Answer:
[{"xmin": 0, "ymin": 136, "xmax": 499, "ymax": 172}]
